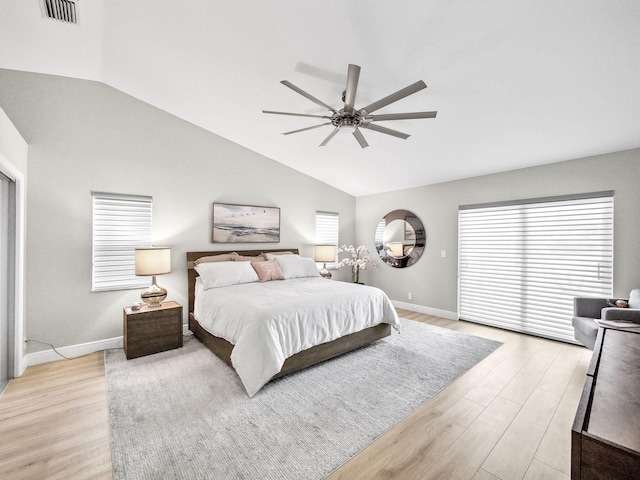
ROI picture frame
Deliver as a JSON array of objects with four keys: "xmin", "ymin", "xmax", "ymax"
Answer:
[{"xmin": 212, "ymin": 203, "xmax": 280, "ymax": 243}]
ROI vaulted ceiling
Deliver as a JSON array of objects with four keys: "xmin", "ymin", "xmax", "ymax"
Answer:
[{"xmin": 2, "ymin": 1, "xmax": 639, "ymax": 196}]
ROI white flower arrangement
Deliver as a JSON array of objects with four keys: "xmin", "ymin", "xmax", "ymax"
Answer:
[{"xmin": 337, "ymin": 244, "xmax": 376, "ymax": 283}]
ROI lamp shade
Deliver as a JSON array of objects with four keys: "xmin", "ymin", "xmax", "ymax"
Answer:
[
  {"xmin": 135, "ymin": 247, "xmax": 172, "ymax": 276},
  {"xmin": 315, "ymin": 244, "xmax": 336, "ymax": 263}
]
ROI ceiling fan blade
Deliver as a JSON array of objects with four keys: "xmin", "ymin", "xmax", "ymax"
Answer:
[
  {"xmin": 282, "ymin": 123, "xmax": 332, "ymax": 135},
  {"xmin": 280, "ymin": 80, "xmax": 337, "ymax": 113},
  {"xmin": 319, "ymin": 127, "xmax": 340, "ymax": 146},
  {"xmin": 343, "ymin": 64, "xmax": 361, "ymax": 113},
  {"xmin": 360, "ymin": 80, "xmax": 427, "ymax": 114},
  {"xmin": 368, "ymin": 111, "xmax": 437, "ymax": 121},
  {"xmin": 263, "ymin": 110, "xmax": 332, "ymax": 119},
  {"xmin": 360, "ymin": 122, "xmax": 410, "ymax": 140},
  {"xmin": 352, "ymin": 128, "xmax": 369, "ymax": 148}
]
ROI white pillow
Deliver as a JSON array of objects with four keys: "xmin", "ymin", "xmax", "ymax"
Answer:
[
  {"xmin": 264, "ymin": 252, "xmax": 298, "ymax": 261},
  {"xmin": 273, "ymin": 255, "xmax": 320, "ymax": 279},
  {"xmin": 194, "ymin": 261, "xmax": 259, "ymax": 289}
]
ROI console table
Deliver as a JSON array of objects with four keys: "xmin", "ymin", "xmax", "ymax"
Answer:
[{"xmin": 572, "ymin": 327, "xmax": 640, "ymax": 479}]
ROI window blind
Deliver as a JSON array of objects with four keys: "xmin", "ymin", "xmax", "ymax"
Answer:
[
  {"xmin": 316, "ymin": 211, "xmax": 339, "ymax": 268},
  {"xmin": 374, "ymin": 219, "xmax": 386, "ymax": 246},
  {"xmin": 92, "ymin": 192, "xmax": 153, "ymax": 292},
  {"xmin": 458, "ymin": 192, "xmax": 613, "ymax": 343}
]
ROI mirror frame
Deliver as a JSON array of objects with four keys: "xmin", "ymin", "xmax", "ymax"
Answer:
[{"xmin": 375, "ymin": 209, "xmax": 426, "ymax": 268}]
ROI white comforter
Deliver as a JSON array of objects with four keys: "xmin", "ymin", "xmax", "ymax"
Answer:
[{"xmin": 194, "ymin": 277, "xmax": 400, "ymax": 396}]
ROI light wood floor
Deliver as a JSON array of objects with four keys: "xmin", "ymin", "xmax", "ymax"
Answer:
[
  {"xmin": 0, "ymin": 310, "xmax": 591, "ymax": 480},
  {"xmin": 0, "ymin": 349, "xmax": 112, "ymax": 479}
]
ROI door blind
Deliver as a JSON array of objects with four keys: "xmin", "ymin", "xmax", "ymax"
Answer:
[
  {"xmin": 458, "ymin": 192, "xmax": 613, "ymax": 343},
  {"xmin": 92, "ymin": 192, "xmax": 152, "ymax": 292}
]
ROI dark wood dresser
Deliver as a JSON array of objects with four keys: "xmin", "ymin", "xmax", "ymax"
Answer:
[{"xmin": 572, "ymin": 327, "xmax": 640, "ymax": 479}]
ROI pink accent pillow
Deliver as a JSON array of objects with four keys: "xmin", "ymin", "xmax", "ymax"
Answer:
[{"xmin": 251, "ymin": 260, "xmax": 285, "ymax": 282}]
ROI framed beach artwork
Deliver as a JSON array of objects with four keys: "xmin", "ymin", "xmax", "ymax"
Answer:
[{"xmin": 212, "ymin": 203, "xmax": 280, "ymax": 243}]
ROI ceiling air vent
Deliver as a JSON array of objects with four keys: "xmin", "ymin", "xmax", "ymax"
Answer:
[{"xmin": 39, "ymin": 0, "xmax": 79, "ymax": 25}]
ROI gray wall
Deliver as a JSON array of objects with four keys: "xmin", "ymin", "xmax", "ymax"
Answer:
[
  {"xmin": 0, "ymin": 107, "xmax": 28, "ymax": 173},
  {"xmin": 0, "ymin": 69, "xmax": 356, "ymax": 353},
  {"xmin": 356, "ymin": 150, "xmax": 640, "ymax": 315}
]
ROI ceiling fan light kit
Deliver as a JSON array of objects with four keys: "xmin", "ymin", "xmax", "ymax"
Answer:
[{"xmin": 263, "ymin": 64, "xmax": 437, "ymax": 148}]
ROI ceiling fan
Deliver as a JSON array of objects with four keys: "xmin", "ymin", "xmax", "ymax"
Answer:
[{"xmin": 263, "ymin": 64, "xmax": 437, "ymax": 148}]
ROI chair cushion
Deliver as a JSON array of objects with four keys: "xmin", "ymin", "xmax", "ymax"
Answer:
[
  {"xmin": 572, "ymin": 316, "xmax": 599, "ymax": 349},
  {"xmin": 573, "ymin": 316, "xmax": 599, "ymax": 336},
  {"xmin": 629, "ymin": 289, "xmax": 640, "ymax": 309}
]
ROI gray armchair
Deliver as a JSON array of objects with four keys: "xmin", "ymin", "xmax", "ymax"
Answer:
[{"xmin": 572, "ymin": 289, "xmax": 640, "ymax": 349}]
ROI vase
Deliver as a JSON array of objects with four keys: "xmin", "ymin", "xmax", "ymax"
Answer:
[{"xmin": 351, "ymin": 267, "xmax": 360, "ymax": 284}]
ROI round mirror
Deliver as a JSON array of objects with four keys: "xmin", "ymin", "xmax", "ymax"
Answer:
[{"xmin": 375, "ymin": 209, "xmax": 426, "ymax": 268}]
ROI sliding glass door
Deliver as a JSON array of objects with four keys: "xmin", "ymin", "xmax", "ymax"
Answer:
[{"xmin": 458, "ymin": 192, "xmax": 613, "ymax": 343}]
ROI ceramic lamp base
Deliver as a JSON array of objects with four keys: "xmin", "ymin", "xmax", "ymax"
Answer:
[
  {"xmin": 319, "ymin": 268, "xmax": 332, "ymax": 279},
  {"xmin": 141, "ymin": 276, "xmax": 167, "ymax": 307}
]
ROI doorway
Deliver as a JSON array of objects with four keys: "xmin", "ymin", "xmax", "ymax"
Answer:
[{"xmin": 0, "ymin": 170, "xmax": 14, "ymax": 394}]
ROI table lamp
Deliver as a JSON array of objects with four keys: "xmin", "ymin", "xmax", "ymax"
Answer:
[
  {"xmin": 315, "ymin": 244, "xmax": 336, "ymax": 279},
  {"xmin": 135, "ymin": 247, "xmax": 172, "ymax": 307},
  {"xmin": 387, "ymin": 242, "xmax": 404, "ymax": 258}
]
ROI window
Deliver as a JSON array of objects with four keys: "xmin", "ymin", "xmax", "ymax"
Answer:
[
  {"xmin": 92, "ymin": 192, "xmax": 153, "ymax": 292},
  {"xmin": 458, "ymin": 191, "xmax": 613, "ymax": 343},
  {"xmin": 315, "ymin": 211, "xmax": 339, "ymax": 268}
]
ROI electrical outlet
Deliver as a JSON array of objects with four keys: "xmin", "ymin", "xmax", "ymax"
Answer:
[
  {"xmin": 441, "ymin": 250, "xmax": 447, "ymax": 258},
  {"xmin": 408, "ymin": 292, "xmax": 413, "ymax": 300}
]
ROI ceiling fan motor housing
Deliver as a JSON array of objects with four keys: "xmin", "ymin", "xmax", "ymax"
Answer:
[{"xmin": 331, "ymin": 110, "xmax": 366, "ymax": 128}]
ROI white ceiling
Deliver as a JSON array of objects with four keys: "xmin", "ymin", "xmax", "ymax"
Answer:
[{"xmin": 2, "ymin": 0, "xmax": 640, "ymax": 196}]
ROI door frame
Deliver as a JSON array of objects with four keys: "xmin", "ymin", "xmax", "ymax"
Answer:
[{"xmin": 0, "ymin": 153, "xmax": 26, "ymax": 378}]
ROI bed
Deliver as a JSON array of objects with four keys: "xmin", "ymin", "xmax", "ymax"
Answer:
[{"xmin": 187, "ymin": 249, "xmax": 400, "ymax": 396}]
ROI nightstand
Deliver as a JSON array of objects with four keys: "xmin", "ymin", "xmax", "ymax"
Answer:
[{"xmin": 123, "ymin": 301, "xmax": 183, "ymax": 359}]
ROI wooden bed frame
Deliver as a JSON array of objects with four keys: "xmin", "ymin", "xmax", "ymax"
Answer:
[{"xmin": 186, "ymin": 249, "xmax": 391, "ymax": 380}]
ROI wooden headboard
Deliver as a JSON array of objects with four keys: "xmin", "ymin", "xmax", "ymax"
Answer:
[{"xmin": 186, "ymin": 248, "xmax": 300, "ymax": 314}]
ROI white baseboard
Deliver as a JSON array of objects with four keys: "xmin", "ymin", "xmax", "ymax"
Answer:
[
  {"xmin": 27, "ymin": 336, "xmax": 123, "ymax": 366},
  {"xmin": 15, "ymin": 354, "xmax": 28, "ymax": 377},
  {"xmin": 26, "ymin": 324, "xmax": 192, "ymax": 367},
  {"xmin": 392, "ymin": 300, "xmax": 459, "ymax": 321}
]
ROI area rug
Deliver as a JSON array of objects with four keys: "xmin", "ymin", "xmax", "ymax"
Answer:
[{"xmin": 105, "ymin": 318, "xmax": 501, "ymax": 479}]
